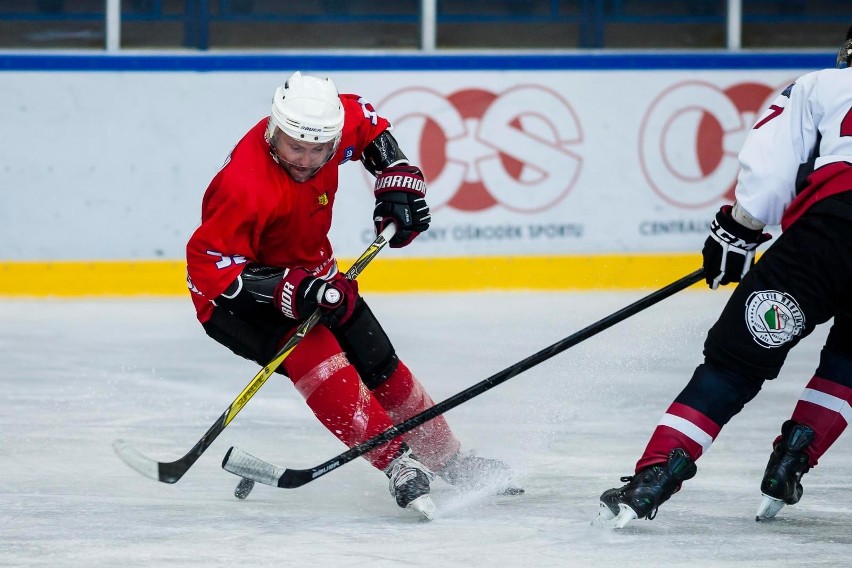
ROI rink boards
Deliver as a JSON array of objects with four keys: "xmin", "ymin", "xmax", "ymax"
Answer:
[{"xmin": 0, "ymin": 52, "xmax": 828, "ymax": 294}]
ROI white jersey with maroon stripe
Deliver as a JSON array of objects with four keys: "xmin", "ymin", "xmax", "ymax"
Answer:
[{"xmin": 735, "ymin": 67, "xmax": 852, "ymax": 230}]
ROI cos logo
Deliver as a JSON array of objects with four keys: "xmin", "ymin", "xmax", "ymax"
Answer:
[
  {"xmin": 639, "ymin": 81, "xmax": 782, "ymax": 209},
  {"xmin": 376, "ymin": 86, "xmax": 583, "ymax": 213}
]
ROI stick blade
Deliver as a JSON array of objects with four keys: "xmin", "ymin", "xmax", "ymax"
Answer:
[{"xmin": 112, "ymin": 439, "xmax": 165, "ymax": 482}]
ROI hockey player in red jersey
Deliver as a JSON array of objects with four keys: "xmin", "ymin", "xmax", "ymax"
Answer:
[
  {"xmin": 597, "ymin": 28, "xmax": 852, "ymax": 528},
  {"xmin": 186, "ymin": 71, "xmax": 518, "ymax": 517}
]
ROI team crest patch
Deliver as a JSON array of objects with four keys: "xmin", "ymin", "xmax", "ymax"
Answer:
[
  {"xmin": 744, "ymin": 290, "xmax": 805, "ymax": 348},
  {"xmin": 339, "ymin": 146, "xmax": 355, "ymax": 164},
  {"xmin": 317, "ymin": 192, "xmax": 328, "ymax": 206}
]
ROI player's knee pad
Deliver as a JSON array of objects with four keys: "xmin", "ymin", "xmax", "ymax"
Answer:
[
  {"xmin": 331, "ymin": 298, "xmax": 398, "ymax": 390},
  {"xmin": 282, "ymin": 324, "xmax": 349, "ymax": 385},
  {"xmin": 676, "ymin": 358, "xmax": 764, "ymax": 426}
]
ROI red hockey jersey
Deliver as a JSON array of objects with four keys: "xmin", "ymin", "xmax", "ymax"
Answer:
[{"xmin": 187, "ymin": 94, "xmax": 391, "ymax": 323}]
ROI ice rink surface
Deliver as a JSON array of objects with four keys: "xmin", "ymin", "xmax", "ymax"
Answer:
[{"xmin": 2, "ymin": 288, "xmax": 849, "ymax": 567}]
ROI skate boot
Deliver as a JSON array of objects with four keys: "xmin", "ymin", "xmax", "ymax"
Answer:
[
  {"xmin": 755, "ymin": 420, "xmax": 814, "ymax": 521},
  {"xmin": 384, "ymin": 446, "xmax": 436, "ymax": 519},
  {"xmin": 596, "ymin": 448, "xmax": 697, "ymax": 529},
  {"xmin": 438, "ymin": 451, "xmax": 524, "ymax": 495}
]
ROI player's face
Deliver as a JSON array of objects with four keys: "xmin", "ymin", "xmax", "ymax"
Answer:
[{"xmin": 271, "ymin": 135, "xmax": 336, "ymax": 183}]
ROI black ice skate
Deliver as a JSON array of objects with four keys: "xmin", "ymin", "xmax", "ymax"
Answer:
[
  {"xmin": 438, "ymin": 451, "xmax": 524, "ymax": 495},
  {"xmin": 755, "ymin": 420, "xmax": 814, "ymax": 521},
  {"xmin": 384, "ymin": 446, "xmax": 436, "ymax": 519},
  {"xmin": 596, "ymin": 448, "xmax": 697, "ymax": 529}
]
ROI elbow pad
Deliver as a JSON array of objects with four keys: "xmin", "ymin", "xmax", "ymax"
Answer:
[{"xmin": 361, "ymin": 131, "xmax": 409, "ymax": 176}]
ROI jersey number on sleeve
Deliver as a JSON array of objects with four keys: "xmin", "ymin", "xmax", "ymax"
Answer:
[
  {"xmin": 753, "ymin": 104, "xmax": 784, "ymax": 129},
  {"xmin": 207, "ymin": 250, "xmax": 247, "ymax": 270},
  {"xmin": 358, "ymin": 97, "xmax": 379, "ymax": 125},
  {"xmin": 841, "ymin": 105, "xmax": 852, "ymax": 138}
]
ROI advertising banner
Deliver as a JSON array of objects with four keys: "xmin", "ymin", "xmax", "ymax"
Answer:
[{"xmin": 0, "ymin": 65, "xmax": 802, "ymax": 262}]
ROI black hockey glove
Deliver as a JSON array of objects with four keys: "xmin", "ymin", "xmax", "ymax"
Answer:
[
  {"xmin": 374, "ymin": 165, "xmax": 430, "ymax": 248},
  {"xmin": 702, "ymin": 205, "xmax": 771, "ymax": 289},
  {"xmin": 274, "ymin": 268, "xmax": 359, "ymax": 328}
]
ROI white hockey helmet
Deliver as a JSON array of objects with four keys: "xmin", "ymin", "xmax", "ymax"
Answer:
[{"xmin": 265, "ymin": 71, "xmax": 345, "ymax": 144}]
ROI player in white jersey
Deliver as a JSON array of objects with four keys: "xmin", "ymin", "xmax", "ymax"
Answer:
[{"xmin": 596, "ymin": 27, "xmax": 852, "ymax": 529}]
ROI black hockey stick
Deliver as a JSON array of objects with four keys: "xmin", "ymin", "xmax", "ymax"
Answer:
[
  {"xmin": 112, "ymin": 223, "xmax": 397, "ymax": 484},
  {"xmin": 222, "ymin": 267, "xmax": 706, "ymax": 488}
]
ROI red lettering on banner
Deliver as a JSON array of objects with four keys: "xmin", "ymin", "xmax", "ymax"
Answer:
[{"xmin": 376, "ymin": 86, "xmax": 583, "ymax": 213}]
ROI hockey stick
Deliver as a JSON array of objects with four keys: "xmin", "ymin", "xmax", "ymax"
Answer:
[
  {"xmin": 112, "ymin": 223, "xmax": 397, "ymax": 484},
  {"xmin": 222, "ymin": 268, "xmax": 706, "ymax": 488}
]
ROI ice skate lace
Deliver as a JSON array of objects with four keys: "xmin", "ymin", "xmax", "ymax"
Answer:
[
  {"xmin": 386, "ymin": 449, "xmax": 434, "ymax": 498},
  {"xmin": 617, "ymin": 474, "xmax": 661, "ymax": 520}
]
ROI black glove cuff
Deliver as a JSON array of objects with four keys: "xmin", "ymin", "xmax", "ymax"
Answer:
[{"xmin": 714, "ymin": 205, "xmax": 765, "ymax": 244}]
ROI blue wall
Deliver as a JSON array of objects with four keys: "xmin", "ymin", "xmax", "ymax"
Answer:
[{"xmin": 0, "ymin": 51, "xmax": 837, "ymax": 72}]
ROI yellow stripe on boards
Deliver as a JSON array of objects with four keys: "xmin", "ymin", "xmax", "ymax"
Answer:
[
  {"xmin": 363, "ymin": 254, "xmax": 704, "ymax": 292},
  {"xmin": 0, "ymin": 260, "xmax": 187, "ymax": 297},
  {"xmin": 0, "ymin": 254, "xmax": 704, "ymax": 297}
]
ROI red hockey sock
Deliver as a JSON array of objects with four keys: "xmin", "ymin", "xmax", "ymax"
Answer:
[
  {"xmin": 789, "ymin": 375, "xmax": 852, "ymax": 467},
  {"xmin": 283, "ymin": 326, "xmax": 402, "ymax": 471},
  {"xmin": 635, "ymin": 402, "xmax": 721, "ymax": 472},
  {"xmin": 371, "ymin": 360, "xmax": 461, "ymax": 471}
]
